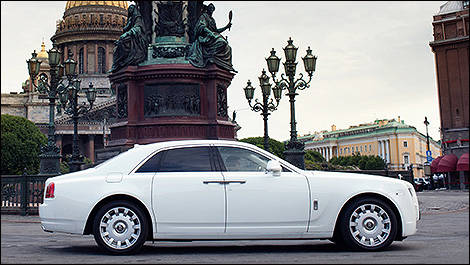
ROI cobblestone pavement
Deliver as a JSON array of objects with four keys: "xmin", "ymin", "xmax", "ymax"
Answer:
[{"xmin": 1, "ymin": 190, "xmax": 468, "ymax": 264}]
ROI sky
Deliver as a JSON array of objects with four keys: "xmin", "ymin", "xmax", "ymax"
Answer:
[{"xmin": 1, "ymin": 1, "xmax": 445, "ymax": 142}]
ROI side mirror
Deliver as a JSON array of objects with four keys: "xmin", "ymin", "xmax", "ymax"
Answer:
[{"xmin": 266, "ymin": 160, "xmax": 282, "ymax": 177}]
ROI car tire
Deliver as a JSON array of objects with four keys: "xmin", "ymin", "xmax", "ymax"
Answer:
[
  {"xmin": 93, "ymin": 200, "xmax": 148, "ymax": 254},
  {"xmin": 338, "ymin": 197, "xmax": 397, "ymax": 251}
]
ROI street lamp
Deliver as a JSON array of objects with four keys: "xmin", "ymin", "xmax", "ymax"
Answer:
[
  {"xmin": 244, "ymin": 69, "xmax": 282, "ymax": 151},
  {"xmin": 26, "ymin": 42, "xmax": 64, "ymax": 175},
  {"xmin": 266, "ymin": 37, "xmax": 317, "ymax": 169},
  {"xmin": 424, "ymin": 116, "xmax": 435, "ymax": 189},
  {"xmin": 57, "ymin": 50, "xmax": 96, "ymax": 172}
]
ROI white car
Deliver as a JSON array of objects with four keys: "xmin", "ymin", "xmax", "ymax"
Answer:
[{"xmin": 39, "ymin": 140, "xmax": 419, "ymax": 254}]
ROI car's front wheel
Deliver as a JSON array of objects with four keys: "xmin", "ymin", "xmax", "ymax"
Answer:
[
  {"xmin": 93, "ymin": 200, "xmax": 148, "ymax": 254},
  {"xmin": 338, "ymin": 197, "xmax": 397, "ymax": 251}
]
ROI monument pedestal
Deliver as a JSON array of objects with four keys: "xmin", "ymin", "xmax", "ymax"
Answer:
[{"xmin": 107, "ymin": 63, "xmax": 236, "ymax": 149}]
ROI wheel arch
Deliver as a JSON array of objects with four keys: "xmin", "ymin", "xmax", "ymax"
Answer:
[
  {"xmin": 332, "ymin": 192, "xmax": 404, "ymax": 241},
  {"xmin": 83, "ymin": 194, "xmax": 154, "ymax": 240}
]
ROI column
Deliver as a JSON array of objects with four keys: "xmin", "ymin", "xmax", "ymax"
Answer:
[
  {"xmin": 385, "ymin": 140, "xmax": 390, "ymax": 163},
  {"xmin": 87, "ymin": 135, "xmax": 95, "ymax": 163},
  {"xmin": 56, "ymin": 135, "xmax": 63, "ymax": 162},
  {"xmin": 95, "ymin": 43, "xmax": 98, "ymax": 74},
  {"xmin": 378, "ymin": 141, "xmax": 383, "ymax": 160},
  {"xmin": 84, "ymin": 42, "xmax": 88, "ymax": 73}
]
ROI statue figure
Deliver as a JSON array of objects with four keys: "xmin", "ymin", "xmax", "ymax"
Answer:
[
  {"xmin": 186, "ymin": 3, "xmax": 235, "ymax": 72},
  {"xmin": 110, "ymin": 4, "xmax": 149, "ymax": 72},
  {"xmin": 155, "ymin": 1, "xmax": 186, "ymax": 37}
]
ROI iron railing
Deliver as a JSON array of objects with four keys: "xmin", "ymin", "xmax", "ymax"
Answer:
[{"xmin": 1, "ymin": 174, "xmax": 56, "ymax": 215}]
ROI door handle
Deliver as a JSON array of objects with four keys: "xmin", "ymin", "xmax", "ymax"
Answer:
[
  {"xmin": 225, "ymin": 180, "xmax": 246, "ymax": 184},
  {"xmin": 203, "ymin": 181, "xmax": 225, "ymax": 185},
  {"xmin": 202, "ymin": 180, "xmax": 246, "ymax": 185}
]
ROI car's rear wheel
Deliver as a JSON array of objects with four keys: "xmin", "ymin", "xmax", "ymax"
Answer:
[
  {"xmin": 93, "ymin": 200, "xmax": 148, "ymax": 254},
  {"xmin": 338, "ymin": 197, "xmax": 397, "ymax": 251}
]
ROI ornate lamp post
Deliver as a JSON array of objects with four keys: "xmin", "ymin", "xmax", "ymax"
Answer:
[
  {"xmin": 26, "ymin": 43, "xmax": 64, "ymax": 175},
  {"xmin": 265, "ymin": 37, "xmax": 317, "ymax": 169},
  {"xmin": 57, "ymin": 51, "xmax": 96, "ymax": 172},
  {"xmin": 244, "ymin": 69, "xmax": 282, "ymax": 151},
  {"xmin": 424, "ymin": 116, "xmax": 435, "ymax": 189}
]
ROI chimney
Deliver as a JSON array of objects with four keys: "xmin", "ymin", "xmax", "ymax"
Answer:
[
  {"xmin": 331, "ymin": 124, "xmax": 336, "ymax": 131},
  {"xmin": 398, "ymin": 116, "xmax": 401, "ymax": 123}
]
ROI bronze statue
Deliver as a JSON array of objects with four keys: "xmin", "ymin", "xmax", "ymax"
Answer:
[
  {"xmin": 186, "ymin": 3, "xmax": 235, "ymax": 72},
  {"xmin": 110, "ymin": 4, "xmax": 149, "ymax": 72}
]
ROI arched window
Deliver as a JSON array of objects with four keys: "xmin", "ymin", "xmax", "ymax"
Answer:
[
  {"xmin": 79, "ymin": 47, "xmax": 84, "ymax": 74},
  {"xmin": 97, "ymin": 47, "xmax": 106, "ymax": 74}
]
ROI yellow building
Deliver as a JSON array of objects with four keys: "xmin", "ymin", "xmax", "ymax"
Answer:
[{"xmin": 302, "ymin": 118, "xmax": 442, "ymax": 178}]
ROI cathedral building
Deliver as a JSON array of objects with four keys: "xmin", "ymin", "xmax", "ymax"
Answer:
[{"xmin": 1, "ymin": 1, "xmax": 129, "ymax": 164}]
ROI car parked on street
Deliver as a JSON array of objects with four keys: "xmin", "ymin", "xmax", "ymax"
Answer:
[{"xmin": 39, "ymin": 140, "xmax": 420, "ymax": 254}]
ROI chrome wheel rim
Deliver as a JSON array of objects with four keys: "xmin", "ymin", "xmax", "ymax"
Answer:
[
  {"xmin": 349, "ymin": 204, "xmax": 391, "ymax": 247},
  {"xmin": 99, "ymin": 207, "xmax": 142, "ymax": 250}
]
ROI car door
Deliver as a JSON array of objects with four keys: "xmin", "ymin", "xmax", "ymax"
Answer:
[
  {"xmin": 215, "ymin": 145, "xmax": 310, "ymax": 236},
  {"xmin": 148, "ymin": 145, "xmax": 226, "ymax": 237}
]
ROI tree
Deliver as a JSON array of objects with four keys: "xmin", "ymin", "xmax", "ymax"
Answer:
[
  {"xmin": 239, "ymin": 137, "xmax": 285, "ymax": 159},
  {"xmin": 304, "ymin": 150, "xmax": 326, "ymax": 171},
  {"xmin": 1, "ymin": 114, "xmax": 47, "ymax": 175},
  {"xmin": 328, "ymin": 153, "xmax": 386, "ymax": 170}
]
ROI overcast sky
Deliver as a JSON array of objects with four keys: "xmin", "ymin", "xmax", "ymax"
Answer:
[{"xmin": 1, "ymin": 1, "xmax": 445, "ymax": 142}]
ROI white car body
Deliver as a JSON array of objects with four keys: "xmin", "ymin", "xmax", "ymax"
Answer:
[{"xmin": 39, "ymin": 140, "xmax": 419, "ymax": 253}]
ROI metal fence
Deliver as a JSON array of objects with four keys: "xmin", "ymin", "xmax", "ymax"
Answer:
[{"xmin": 1, "ymin": 174, "xmax": 56, "ymax": 215}]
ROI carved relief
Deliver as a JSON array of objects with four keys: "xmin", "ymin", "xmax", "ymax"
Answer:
[
  {"xmin": 144, "ymin": 83, "xmax": 200, "ymax": 117},
  {"xmin": 117, "ymin": 84, "xmax": 128, "ymax": 119},
  {"xmin": 152, "ymin": 46, "xmax": 187, "ymax": 58},
  {"xmin": 217, "ymin": 84, "xmax": 228, "ymax": 118}
]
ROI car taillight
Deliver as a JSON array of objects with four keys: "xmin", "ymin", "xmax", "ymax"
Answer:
[{"xmin": 45, "ymin": 182, "xmax": 55, "ymax": 199}]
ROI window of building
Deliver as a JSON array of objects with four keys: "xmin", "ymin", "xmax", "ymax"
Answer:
[
  {"xmin": 79, "ymin": 48, "xmax": 84, "ymax": 74},
  {"xmin": 369, "ymin": 144, "xmax": 372, "ymax": 152},
  {"xmin": 356, "ymin": 146, "xmax": 359, "ymax": 152},
  {"xmin": 403, "ymin": 141, "xmax": 408, "ymax": 148},
  {"xmin": 404, "ymin": 155, "xmax": 409, "ymax": 165},
  {"xmin": 340, "ymin": 148, "xmax": 342, "ymax": 155},
  {"xmin": 97, "ymin": 47, "xmax": 106, "ymax": 74},
  {"xmin": 360, "ymin": 146, "xmax": 363, "ymax": 152}
]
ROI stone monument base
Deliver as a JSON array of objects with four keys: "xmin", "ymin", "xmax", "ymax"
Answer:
[{"xmin": 107, "ymin": 63, "xmax": 236, "ymax": 150}]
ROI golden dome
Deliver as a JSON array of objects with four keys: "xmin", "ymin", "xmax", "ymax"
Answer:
[
  {"xmin": 36, "ymin": 41, "xmax": 48, "ymax": 59},
  {"xmin": 65, "ymin": 1, "xmax": 128, "ymax": 11}
]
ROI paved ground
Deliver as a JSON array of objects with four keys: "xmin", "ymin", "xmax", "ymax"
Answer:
[{"xmin": 1, "ymin": 190, "xmax": 468, "ymax": 264}]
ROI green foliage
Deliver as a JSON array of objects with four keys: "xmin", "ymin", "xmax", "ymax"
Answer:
[
  {"xmin": 239, "ymin": 137, "xmax": 285, "ymax": 159},
  {"xmin": 60, "ymin": 154, "xmax": 93, "ymax": 173},
  {"xmin": 304, "ymin": 150, "xmax": 325, "ymax": 163},
  {"xmin": 329, "ymin": 153, "xmax": 386, "ymax": 170},
  {"xmin": 60, "ymin": 161, "xmax": 70, "ymax": 174},
  {"xmin": 304, "ymin": 150, "xmax": 326, "ymax": 170},
  {"xmin": 1, "ymin": 114, "xmax": 47, "ymax": 175}
]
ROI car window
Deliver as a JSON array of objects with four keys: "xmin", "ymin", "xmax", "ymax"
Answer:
[
  {"xmin": 135, "ymin": 151, "xmax": 164, "ymax": 173},
  {"xmin": 159, "ymin": 147, "xmax": 213, "ymax": 172},
  {"xmin": 217, "ymin": 146, "xmax": 271, "ymax": 172}
]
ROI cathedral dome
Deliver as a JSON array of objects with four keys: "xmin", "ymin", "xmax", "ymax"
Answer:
[
  {"xmin": 52, "ymin": 1, "xmax": 128, "ymax": 45},
  {"xmin": 65, "ymin": 1, "xmax": 128, "ymax": 11},
  {"xmin": 36, "ymin": 41, "xmax": 48, "ymax": 59}
]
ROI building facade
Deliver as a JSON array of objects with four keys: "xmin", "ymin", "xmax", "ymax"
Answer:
[
  {"xmin": 429, "ymin": 1, "xmax": 469, "ymax": 189},
  {"xmin": 429, "ymin": 1, "xmax": 469, "ymax": 158},
  {"xmin": 301, "ymin": 118, "xmax": 442, "ymax": 178}
]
